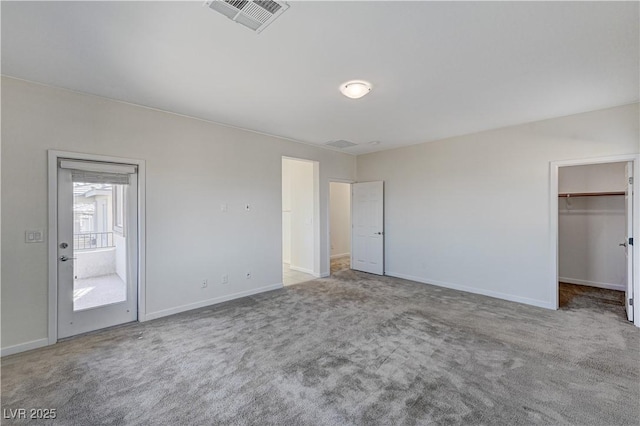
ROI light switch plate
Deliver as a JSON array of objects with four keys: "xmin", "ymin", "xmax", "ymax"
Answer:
[{"xmin": 25, "ymin": 229, "xmax": 45, "ymax": 243}]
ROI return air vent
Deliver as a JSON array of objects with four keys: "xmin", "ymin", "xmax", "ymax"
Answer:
[
  {"xmin": 205, "ymin": 0, "xmax": 289, "ymax": 33},
  {"xmin": 325, "ymin": 140, "xmax": 358, "ymax": 149}
]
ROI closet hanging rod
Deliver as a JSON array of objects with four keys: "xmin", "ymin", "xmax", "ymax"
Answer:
[{"xmin": 558, "ymin": 191, "xmax": 625, "ymax": 198}]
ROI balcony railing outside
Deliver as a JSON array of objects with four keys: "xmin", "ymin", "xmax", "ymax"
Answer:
[{"xmin": 74, "ymin": 232, "xmax": 115, "ymax": 251}]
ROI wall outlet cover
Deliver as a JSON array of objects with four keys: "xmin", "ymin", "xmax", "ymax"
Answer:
[{"xmin": 25, "ymin": 229, "xmax": 45, "ymax": 243}]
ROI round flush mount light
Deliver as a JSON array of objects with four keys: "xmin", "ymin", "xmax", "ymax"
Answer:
[{"xmin": 339, "ymin": 80, "xmax": 372, "ymax": 99}]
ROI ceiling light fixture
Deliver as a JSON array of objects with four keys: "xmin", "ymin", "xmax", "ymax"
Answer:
[{"xmin": 339, "ymin": 80, "xmax": 372, "ymax": 99}]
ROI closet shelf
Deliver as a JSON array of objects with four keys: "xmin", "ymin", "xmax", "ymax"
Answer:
[{"xmin": 558, "ymin": 191, "xmax": 625, "ymax": 198}]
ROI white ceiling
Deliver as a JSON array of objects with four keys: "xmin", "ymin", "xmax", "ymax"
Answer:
[{"xmin": 2, "ymin": 1, "xmax": 638, "ymax": 155}]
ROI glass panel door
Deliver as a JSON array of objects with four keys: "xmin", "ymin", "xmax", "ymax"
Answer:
[{"xmin": 58, "ymin": 162, "xmax": 138, "ymax": 338}]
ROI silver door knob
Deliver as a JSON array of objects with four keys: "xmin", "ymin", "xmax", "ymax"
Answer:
[{"xmin": 60, "ymin": 255, "xmax": 76, "ymax": 262}]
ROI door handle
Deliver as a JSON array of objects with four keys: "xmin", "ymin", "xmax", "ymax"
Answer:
[
  {"xmin": 619, "ymin": 242, "xmax": 627, "ymax": 247},
  {"xmin": 60, "ymin": 255, "xmax": 76, "ymax": 262},
  {"xmin": 375, "ymin": 232, "xmax": 384, "ymax": 235}
]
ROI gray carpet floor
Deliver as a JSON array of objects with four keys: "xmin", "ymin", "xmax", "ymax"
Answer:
[{"xmin": 2, "ymin": 270, "xmax": 639, "ymax": 425}]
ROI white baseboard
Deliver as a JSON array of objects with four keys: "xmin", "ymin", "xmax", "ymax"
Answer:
[
  {"xmin": 319, "ymin": 272, "xmax": 330, "ymax": 278},
  {"xmin": 1, "ymin": 338, "xmax": 49, "ymax": 357},
  {"xmin": 559, "ymin": 277, "xmax": 625, "ymax": 291},
  {"xmin": 385, "ymin": 271, "xmax": 555, "ymax": 310},
  {"xmin": 144, "ymin": 283, "xmax": 284, "ymax": 322},
  {"xmin": 330, "ymin": 253, "xmax": 350, "ymax": 260},
  {"xmin": 3, "ymin": 283, "xmax": 286, "ymax": 356},
  {"xmin": 289, "ymin": 265, "xmax": 315, "ymax": 275}
]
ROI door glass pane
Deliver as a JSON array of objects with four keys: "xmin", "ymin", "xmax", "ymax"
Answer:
[{"xmin": 72, "ymin": 182, "xmax": 127, "ymax": 311}]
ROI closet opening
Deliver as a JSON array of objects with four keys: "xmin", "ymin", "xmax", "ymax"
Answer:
[{"xmin": 557, "ymin": 161, "xmax": 633, "ymax": 321}]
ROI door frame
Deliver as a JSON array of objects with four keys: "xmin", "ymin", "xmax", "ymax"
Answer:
[
  {"xmin": 549, "ymin": 154, "xmax": 639, "ymax": 327},
  {"xmin": 47, "ymin": 150, "xmax": 147, "ymax": 345},
  {"xmin": 327, "ymin": 179, "xmax": 354, "ymax": 275}
]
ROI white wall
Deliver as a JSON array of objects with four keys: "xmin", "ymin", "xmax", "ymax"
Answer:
[
  {"xmin": 559, "ymin": 162, "xmax": 627, "ymax": 194},
  {"xmin": 558, "ymin": 163, "xmax": 626, "ymax": 290},
  {"xmin": 357, "ymin": 103, "xmax": 639, "ymax": 308},
  {"xmin": 330, "ymin": 182, "xmax": 351, "ymax": 258},
  {"xmin": 286, "ymin": 158, "xmax": 315, "ymax": 274},
  {"xmin": 114, "ymin": 234, "xmax": 127, "ymax": 283},
  {"xmin": 1, "ymin": 77, "xmax": 355, "ymax": 351},
  {"xmin": 74, "ymin": 248, "xmax": 116, "ymax": 279}
]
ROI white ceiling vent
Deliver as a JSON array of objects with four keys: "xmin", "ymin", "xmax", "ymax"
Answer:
[
  {"xmin": 325, "ymin": 140, "xmax": 358, "ymax": 149},
  {"xmin": 205, "ymin": 0, "xmax": 289, "ymax": 33}
]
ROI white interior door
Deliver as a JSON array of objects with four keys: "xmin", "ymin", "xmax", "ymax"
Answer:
[
  {"xmin": 57, "ymin": 160, "xmax": 138, "ymax": 338},
  {"xmin": 625, "ymin": 161, "xmax": 634, "ymax": 322},
  {"xmin": 351, "ymin": 181, "xmax": 384, "ymax": 275}
]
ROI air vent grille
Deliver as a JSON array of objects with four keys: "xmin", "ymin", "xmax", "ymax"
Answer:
[
  {"xmin": 226, "ymin": 0, "xmax": 248, "ymax": 9},
  {"xmin": 325, "ymin": 140, "xmax": 358, "ymax": 149},
  {"xmin": 255, "ymin": 0, "xmax": 281, "ymax": 14},
  {"xmin": 205, "ymin": 0, "xmax": 289, "ymax": 33}
]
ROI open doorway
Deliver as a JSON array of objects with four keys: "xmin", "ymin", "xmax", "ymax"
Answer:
[
  {"xmin": 329, "ymin": 182, "xmax": 351, "ymax": 274},
  {"xmin": 282, "ymin": 157, "xmax": 320, "ymax": 286},
  {"xmin": 555, "ymin": 160, "xmax": 635, "ymax": 322},
  {"xmin": 550, "ymin": 155, "xmax": 640, "ymax": 326}
]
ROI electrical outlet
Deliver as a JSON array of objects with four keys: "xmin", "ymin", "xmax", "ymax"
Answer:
[
  {"xmin": 220, "ymin": 203, "xmax": 228, "ymax": 212},
  {"xmin": 221, "ymin": 274, "xmax": 228, "ymax": 284},
  {"xmin": 201, "ymin": 279, "xmax": 208, "ymax": 288},
  {"xmin": 246, "ymin": 272, "xmax": 251, "ymax": 280},
  {"xmin": 244, "ymin": 204, "xmax": 251, "ymax": 211}
]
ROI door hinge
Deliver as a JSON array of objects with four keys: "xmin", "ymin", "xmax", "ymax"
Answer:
[
  {"xmin": 630, "ymin": 177, "xmax": 634, "ymax": 185},
  {"xmin": 630, "ymin": 298, "xmax": 633, "ymax": 306},
  {"xmin": 630, "ymin": 237, "xmax": 634, "ymax": 246}
]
